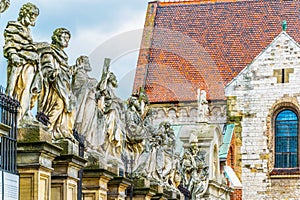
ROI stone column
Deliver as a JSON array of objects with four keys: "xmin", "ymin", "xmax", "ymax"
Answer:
[
  {"xmin": 51, "ymin": 139, "xmax": 87, "ymax": 200},
  {"xmin": 17, "ymin": 127, "xmax": 62, "ymax": 200},
  {"xmin": 107, "ymin": 177, "xmax": 131, "ymax": 200},
  {"xmin": 82, "ymin": 168, "xmax": 115, "ymax": 200}
]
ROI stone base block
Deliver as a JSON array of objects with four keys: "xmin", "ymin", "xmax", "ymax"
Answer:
[
  {"xmin": 18, "ymin": 126, "xmax": 52, "ymax": 142},
  {"xmin": 54, "ymin": 139, "xmax": 79, "ymax": 155}
]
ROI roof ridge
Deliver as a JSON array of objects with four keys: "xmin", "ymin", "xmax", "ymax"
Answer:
[{"xmin": 158, "ymin": 0, "xmax": 247, "ymax": 5}]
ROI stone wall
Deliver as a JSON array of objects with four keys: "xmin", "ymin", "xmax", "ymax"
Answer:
[
  {"xmin": 225, "ymin": 32, "xmax": 300, "ymax": 199},
  {"xmin": 149, "ymin": 101, "xmax": 226, "ymax": 126}
]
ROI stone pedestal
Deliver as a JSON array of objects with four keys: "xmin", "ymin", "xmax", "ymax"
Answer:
[
  {"xmin": 51, "ymin": 140, "xmax": 87, "ymax": 200},
  {"xmin": 107, "ymin": 177, "xmax": 131, "ymax": 200},
  {"xmin": 54, "ymin": 139, "xmax": 79, "ymax": 156},
  {"xmin": 18, "ymin": 126, "xmax": 52, "ymax": 143},
  {"xmin": 17, "ymin": 140, "xmax": 62, "ymax": 200},
  {"xmin": 128, "ymin": 178, "xmax": 155, "ymax": 200},
  {"xmin": 82, "ymin": 169, "xmax": 115, "ymax": 200},
  {"xmin": 150, "ymin": 184, "xmax": 167, "ymax": 200}
]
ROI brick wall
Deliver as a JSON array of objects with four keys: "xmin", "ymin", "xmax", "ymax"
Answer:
[{"xmin": 230, "ymin": 188, "xmax": 242, "ymax": 200}]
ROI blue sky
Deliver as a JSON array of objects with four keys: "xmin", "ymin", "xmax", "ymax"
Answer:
[{"xmin": 0, "ymin": 0, "xmax": 149, "ymax": 99}]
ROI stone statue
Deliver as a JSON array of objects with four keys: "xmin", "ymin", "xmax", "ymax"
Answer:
[
  {"xmin": 37, "ymin": 28, "xmax": 75, "ymax": 141},
  {"xmin": 125, "ymin": 95, "xmax": 145, "ymax": 159},
  {"xmin": 180, "ymin": 143, "xmax": 209, "ymax": 200},
  {"xmin": 98, "ymin": 58, "xmax": 126, "ymax": 157},
  {"xmin": 133, "ymin": 121, "xmax": 177, "ymax": 185},
  {"xmin": 4, "ymin": 3, "xmax": 39, "ymax": 123},
  {"xmin": 197, "ymin": 89, "xmax": 209, "ymax": 122},
  {"xmin": 72, "ymin": 56, "xmax": 103, "ymax": 148},
  {"xmin": 137, "ymin": 87, "xmax": 149, "ymax": 117},
  {"xmin": 0, "ymin": 0, "xmax": 10, "ymax": 13}
]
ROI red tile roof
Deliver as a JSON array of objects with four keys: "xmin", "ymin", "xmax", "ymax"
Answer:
[{"xmin": 133, "ymin": 0, "xmax": 300, "ymax": 103}]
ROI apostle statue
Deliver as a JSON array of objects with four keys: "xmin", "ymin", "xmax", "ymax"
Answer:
[
  {"xmin": 4, "ymin": 3, "xmax": 39, "ymax": 123},
  {"xmin": 180, "ymin": 139, "xmax": 209, "ymax": 200},
  {"xmin": 37, "ymin": 28, "xmax": 75, "ymax": 141},
  {"xmin": 72, "ymin": 56, "xmax": 103, "ymax": 149},
  {"xmin": 97, "ymin": 58, "xmax": 126, "ymax": 157}
]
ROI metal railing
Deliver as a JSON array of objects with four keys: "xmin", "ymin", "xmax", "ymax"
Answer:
[{"xmin": 0, "ymin": 86, "xmax": 19, "ymax": 173}]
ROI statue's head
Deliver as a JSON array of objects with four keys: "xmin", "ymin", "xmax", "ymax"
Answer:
[
  {"xmin": 128, "ymin": 95, "xmax": 139, "ymax": 108},
  {"xmin": 51, "ymin": 28, "xmax": 71, "ymax": 49},
  {"xmin": 18, "ymin": 3, "xmax": 39, "ymax": 26},
  {"xmin": 0, "ymin": 0, "xmax": 10, "ymax": 13},
  {"xmin": 76, "ymin": 56, "xmax": 92, "ymax": 72},
  {"xmin": 108, "ymin": 72, "xmax": 118, "ymax": 88}
]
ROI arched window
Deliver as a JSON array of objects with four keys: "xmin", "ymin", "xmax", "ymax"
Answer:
[{"xmin": 275, "ymin": 109, "xmax": 298, "ymax": 168}]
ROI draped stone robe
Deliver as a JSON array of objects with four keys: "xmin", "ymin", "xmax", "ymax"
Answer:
[{"xmin": 38, "ymin": 44, "xmax": 75, "ymax": 140}]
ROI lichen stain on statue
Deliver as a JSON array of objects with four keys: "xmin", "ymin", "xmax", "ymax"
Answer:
[{"xmin": 4, "ymin": 3, "xmax": 39, "ymax": 125}]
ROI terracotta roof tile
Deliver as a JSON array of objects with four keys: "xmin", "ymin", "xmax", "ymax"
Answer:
[{"xmin": 133, "ymin": 0, "xmax": 300, "ymax": 103}]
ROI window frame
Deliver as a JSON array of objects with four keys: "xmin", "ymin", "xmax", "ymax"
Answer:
[
  {"xmin": 274, "ymin": 109, "xmax": 298, "ymax": 168},
  {"xmin": 270, "ymin": 105, "xmax": 300, "ymax": 176}
]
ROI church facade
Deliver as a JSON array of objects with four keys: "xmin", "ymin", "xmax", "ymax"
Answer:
[{"xmin": 133, "ymin": 0, "xmax": 300, "ymax": 199}]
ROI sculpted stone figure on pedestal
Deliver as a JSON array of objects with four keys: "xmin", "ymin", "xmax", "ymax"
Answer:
[
  {"xmin": 72, "ymin": 56, "xmax": 103, "ymax": 149},
  {"xmin": 198, "ymin": 89, "xmax": 209, "ymax": 122},
  {"xmin": 98, "ymin": 58, "xmax": 126, "ymax": 157},
  {"xmin": 133, "ymin": 121, "xmax": 178, "ymax": 187},
  {"xmin": 37, "ymin": 28, "xmax": 75, "ymax": 141},
  {"xmin": 180, "ymin": 141, "xmax": 209, "ymax": 200},
  {"xmin": 125, "ymin": 95, "xmax": 145, "ymax": 159},
  {"xmin": 4, "ymin": 3, "xmax": 39, "ymax": 123}
]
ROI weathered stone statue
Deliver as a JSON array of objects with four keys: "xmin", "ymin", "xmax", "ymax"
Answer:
[
  {"xmin": 0, "ymin": 0, "xmax": 10, "ymax": 13},
  {"xmin": 72, "ymin": 56, "xmax": 103, "ymax": 148},
  {"xmin": 4, "ymin": 3, "xmax": 39, "ymax": 123},
  {"xmin": 197, "ymin": 89, "xmax": 209, "ymax": 122},
  {"xmin": 98, "ymin": 58, "xmax": 126, "ymax": 157},
  {"xmin": 125, "ymin": 95, "xmax": 145, "ymax": 159},
  {"xmin": 180, "ymin": 141, "xmax": 209, "ymax": 200},
  {"xmin": 37, "ymin": 28, "xmax": 75, "ymax": 141},
  {"xmin": 133, "ymin": 121, "xmax": 177, "ymax": 185}
]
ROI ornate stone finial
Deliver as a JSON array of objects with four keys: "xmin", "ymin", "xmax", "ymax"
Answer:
[{"xmin": 282, "ymin": 20, "xmax": 287, "ymax": 31}]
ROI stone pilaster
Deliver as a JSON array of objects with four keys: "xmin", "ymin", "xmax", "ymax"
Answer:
[
  {"xmin": 17, "ymin": 138, "xmax": 62, "ymax": 200},
  {"xmin": 107, "ymin": 177, "xmax": 131, "ymax": 200},
  {"xmin": 51, "ymin": 140, "xmax": 87, "ymax": 200},
  {"xmin": 82, "ymin": 168, "xmax": 114, "ymax": 200}
]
